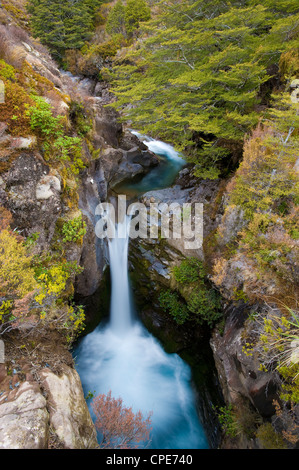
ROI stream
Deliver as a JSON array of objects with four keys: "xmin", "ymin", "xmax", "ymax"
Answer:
[
  {"xmin": 73, "ymin": 133, "xmax": 209, "ymax": 449},
  {"xmin": 114, "ymin": 131, "xmax": 186, "ymax": 197}
]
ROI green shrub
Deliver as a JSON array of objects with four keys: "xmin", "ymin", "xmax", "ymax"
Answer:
[
  {"xmin": 53, "ymin": 135, "xmax": 85, "ymax": 174},
  {"xmin": 258, "ymin": 308, "xmax": 299, "ymax": 404},
  {"xmin": 187, "ymin": 286, "xmax": 222, "ymax": 327},
  {"xmin": 217, "ymin": 404, "xmax": 239, "ymax": 438},
  {"xmin": 159, "ymin": 290, "xmax": 189, "ymax": 325},
  {"xmin": 171, "ymin": 257, "xmax": 222, "ymax": 327},
  {"xmin": 256, "ymin": 423, "xmax": 286, "ymax": 449},
  {"xmin": 172, "ymin": 257, "xmax": 205, "ymax": 284},
  {"xmin": 0, "ymin": 60, "xmax": 16, "ymax": 81},
  {"xmin": 28, "ymin": 96, "xmax": 85, "ymax": 174},
  {"xmin": 28, "ymin": 95, "xmax": 64, "ymax": 139},
  {"xmin": 61, "ymin": 215, "xmax": 87, "ymax": 243}
]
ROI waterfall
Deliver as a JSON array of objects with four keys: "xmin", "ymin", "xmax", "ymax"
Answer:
[
  {"xmin": 74, "ymin": 215, "xmax": 209, "ymax": 449},
  {"xmin": 74, "ymin": 135, "xmax": 209, "ymax": 449},
  {"xmin": 108, "ymin": 216, "xmax": 132, "ymax": 333},
  {"xmin": 130, "ymin": 130, "xmax": 185, "ymax": 164}
]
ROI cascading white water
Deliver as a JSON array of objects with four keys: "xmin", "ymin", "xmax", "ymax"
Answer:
[
  {"xmin": 74, "ymin": 135, "xmax": 209, "ymax": 449},
  {"xmin": 108, "ymin": 217, "xmax": 132, "ymax": 334},
  {"xmin": 131, "ymin": 130, "xmax": 185, "ymax": 164},
  {"xmin": 74, "ymin": 215, "xmax": 209, "ymax": 449}
]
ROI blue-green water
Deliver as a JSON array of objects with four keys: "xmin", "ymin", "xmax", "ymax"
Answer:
[
  {"xmin": 74, "ymin": 321, "xmax": 209, "ymax": 449},
  {"xmin": 73, "ymin": 133, "xmax": 209, "ymax": 449},
  {"xmin": 114, "ymin": 131, "xmax": 186, "ymax": 197}
]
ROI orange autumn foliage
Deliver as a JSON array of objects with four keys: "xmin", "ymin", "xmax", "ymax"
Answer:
[{"xmin": 91, "ymin": 390, "xmax": 152, "ymax": 449}]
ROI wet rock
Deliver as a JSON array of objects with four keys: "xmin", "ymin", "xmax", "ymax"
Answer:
[
  {"xmin": 126, "ymin": 147, "xmax": 159, "ymax": 168},
  {"xmin": 26, "ymin": 54, "xmax": 64, "ymax": 90},
  {"xmin": 118, "ymin": 130, "xmax": 148, "ymax": 152},
  {"xmin": 75, "ymin": 216, "xmax": 107, "ymax": 297},
  {"xmin": 95, "ymin": 146, "xmax": 159, "ymax": 191},
  {"xmin": 141, "ymin": 185, "xmax": 192, "ymax": 206},
  {"xmin": 109, "ymin": 160, "xmax": 144, "ymax": 188},
  {"xmin": 98, "ymin": 147, "xmax": 124, "ymax": 182}
]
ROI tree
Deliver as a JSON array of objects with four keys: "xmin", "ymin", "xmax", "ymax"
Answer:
[
  {"xmin": 106, "ymin": 0, "xmax": 127, "ymax": 36},
  {"xmin": 27, "ymin": 0, "xmax": 96, "ymax": 60},
  {"xmin": 109, "ymin": 0, "xmax": 299, "ymax": 178},
  {"xmin": 124, "ymin": 0, "xmax": 151, "ymax": 37},
  {"xmin": 91, "ymin": 390, "xmax": 152, "ymax": 449},
  {"xmin": 106, "ymin": 0, "xmax": 151, "ymax": 38}
]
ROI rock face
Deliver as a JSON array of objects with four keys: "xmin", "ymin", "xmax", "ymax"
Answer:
[
  {"xmin": 0, "ymin": 152, "xmax": 62, "ymax": 251},
  {"xmin": 210, "ymin": 303, "xmax": 279, "ymax": 419},
  {"xmin": 40, "ymin": 365, "xmax": 98, "ymax": 449},
  {"xmin": 0, "ymin": 381, "xmax": 49, "ymax": 449},
  {"xmin": 0, "ymin": 361, "xmax": 98, "ymax": 449},
  {"xmin": 127, "ymin": 177, "xmax": 225, "ymax": 448},
  {"xmin": 130, "ymin": 179, "xmax": 222, "ymax": 295}
]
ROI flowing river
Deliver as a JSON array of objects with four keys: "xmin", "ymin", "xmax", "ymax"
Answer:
[{"xmin": 73, "ymin": 134, "xmax": 209, "ymax": 449}]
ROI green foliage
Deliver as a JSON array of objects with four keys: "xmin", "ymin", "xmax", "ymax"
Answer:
[
  {"xmin": 213, "ymin": 95, "xmax": 299, "ymax": 306},
  {"xmin": 35, "ymin": 260, "xmax": 83, "ymax": 305},
  {"xmin": 124, "ymin": 0, "xmax": 151, "ymax": 37},
  {"xmin": 28, "ymin": 96, "xmax": 64, "ymax": 139},
  {"xmin": 278, "ymin": 363, "xmax": 299, "ymax": 403},
  {"xmin": 256, "ymin": 423, "xmax": 286, "ymax": 449},
  {"xmin": 0, "ymin": 300, "xmax": 13, "ymax": 324},
  {"xmin": 229, "ymin": 99, "xmax": 299, "ymax": 220},
  {"xmin": 24, "ymin": 232, "xmax": 40, "ymax": 248},
  {"xmin": 158, "ymin": 290, "xmax": 189, "ymax": 325},
  {"xmin": 0, "ymin": 230, "xmax": 37, "ymax": 299},
  {"xmin": 61, "ymin": 215, "xmax": 87, "ymax": 244},
  {"xmin": 109, "ymin": 0, "xmax": 299, "ymax": 177},
  {"xmin": 53, "ymin": 136, "xmax": 85, "ymax": 174},
  {"xmin": 172, "ymin": 257, "xmax": 205, "ymax": 284},
  {"xmin": 167, "ymin": 257, "xmax": 222, "ymax": 327},
  {"xmin": 64, "ymin": 303, "xmax": 86, "ymax": 343},
  {"xmin": 27, "ymin": 96, "xmax": 85, "ymax": 175},
  {"xmin": 187, "ymin": 287, "xmax": 222, "ymax": 328},
  {"xmin": 27, "ymin": 0, "xmax": 103, "ymax": 61},
  {"xmin": 217, "ymin": 404, "xmax": 239, "ymax": 438},
  {"xmin": 258, "ymin": 307, "xmax": 299, "ymax": 405},
  {"xmin": 85, "ymin": 390, "xmax": 96, "ymax": 400},
  {"xmin": 106, "ymin": 0, "xmax": 150, "ymax": 38},
  {"xmin": 0, "ymin": 60, "xmax": 16, "ymax": 81},
  {"xmin": 106, "ymin": 0, "xmax": 126, "ymax": 36}
]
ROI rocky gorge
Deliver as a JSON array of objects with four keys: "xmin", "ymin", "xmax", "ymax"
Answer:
[{"xmin": 0, "ymin": 3, "xmax": 298, "ymax": 451}]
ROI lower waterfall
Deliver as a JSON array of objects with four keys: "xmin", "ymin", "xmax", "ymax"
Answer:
[{"xmin": 74, "ymin": 215, "xmax": 209, "ymax": 449}]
